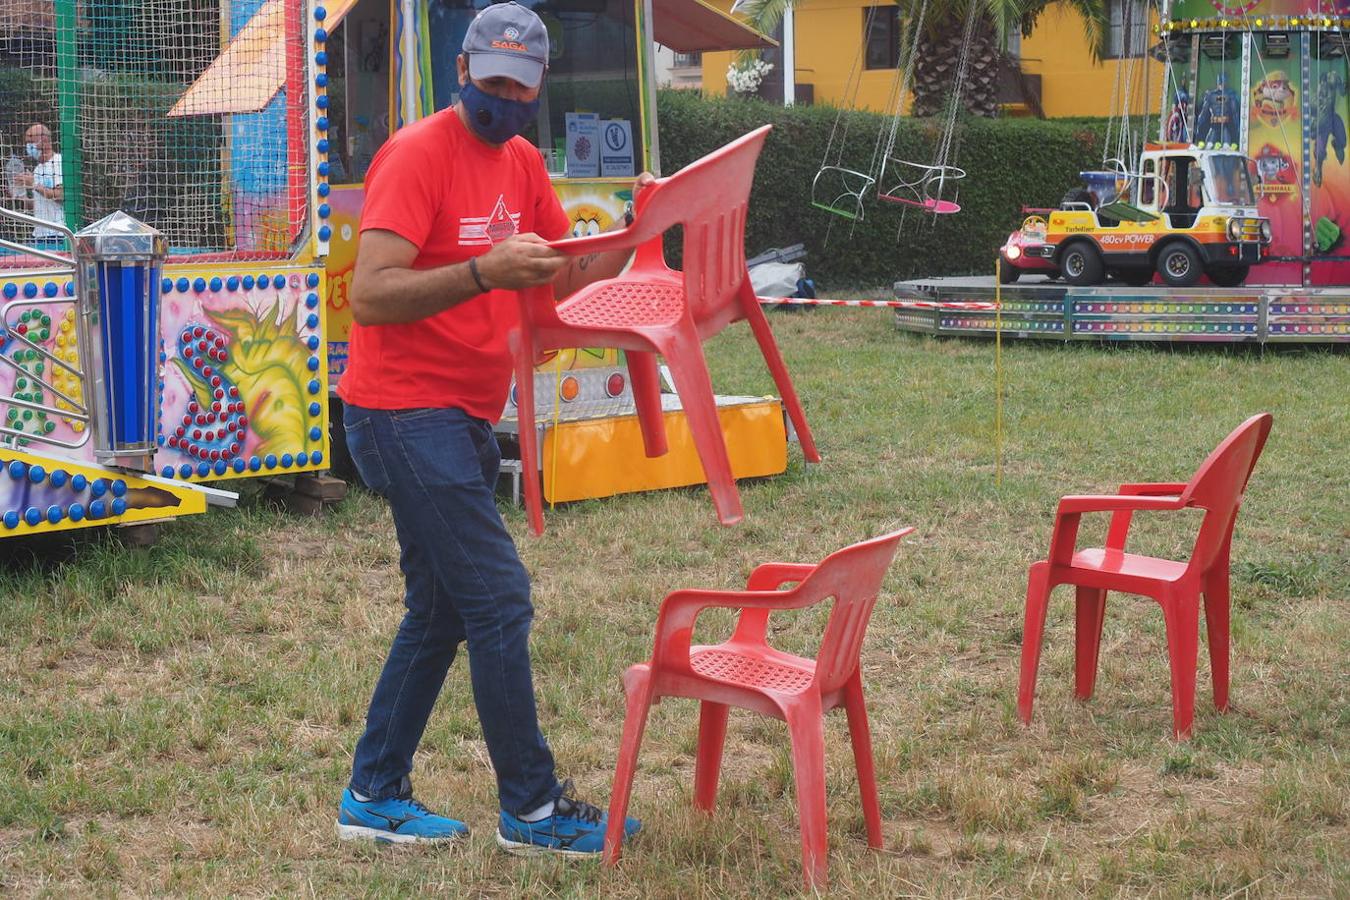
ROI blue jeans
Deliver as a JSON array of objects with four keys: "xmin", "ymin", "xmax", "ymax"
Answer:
[{"xmin": 344, "ymin": 404, "xmax": 560, "ymax": 815}]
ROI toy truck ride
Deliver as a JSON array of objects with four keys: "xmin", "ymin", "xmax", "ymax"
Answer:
[{"xmin": 1000, "ymin": 143, "xmax": 1273, "ymax": 288}]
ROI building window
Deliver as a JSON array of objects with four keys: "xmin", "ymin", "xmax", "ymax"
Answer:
[
  {"xmin": 1107, "ymin": 0, "xmax": 1149, "ymax": 58},
  {"xmin": 864, "ymin": 6, "xmax": 901, "ymax": 70},
  {"xmin": 672, "ymin": 51, "xmax": 701, "ymax": 69}
]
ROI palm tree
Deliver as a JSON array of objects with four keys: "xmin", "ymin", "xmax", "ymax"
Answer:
[{"xmin": 732, "ymin": 0, "xmax": 1108, "ymax": 118}]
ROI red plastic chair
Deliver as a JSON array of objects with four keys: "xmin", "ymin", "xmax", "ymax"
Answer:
[
  {"xmin": 1018, "ymin": 413, "xmax": 1273, "ymax": 740},
  {"xmin": 604, "ymin": 527, "xmax": 914, "ymax": 891},
  {"xmin": 511, "ymin": 125, "xmax": 821, "ymax": 535}
]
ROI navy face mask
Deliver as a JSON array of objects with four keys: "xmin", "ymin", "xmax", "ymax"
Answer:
[{"xmin": 459, "ymin": 81, "xmax": 540, "ymax": 145}]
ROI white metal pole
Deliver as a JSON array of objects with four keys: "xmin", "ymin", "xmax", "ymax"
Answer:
[
  {"xmin": 783, "ymin": 7, "xmax": 796, "ymax": 106},
  {"xmin": 402, "ymin": 0, "xmax": 418, "ymax": 126}
]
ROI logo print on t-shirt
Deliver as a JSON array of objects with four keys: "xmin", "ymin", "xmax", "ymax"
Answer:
[{"xmin": 459, "ymin": 194, "xmax": 522, "ymax": 246}]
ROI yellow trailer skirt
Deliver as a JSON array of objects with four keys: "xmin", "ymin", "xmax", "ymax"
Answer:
[{"xmin": 540, "ymin": 398, "xmax": 787, "ymax": 504}]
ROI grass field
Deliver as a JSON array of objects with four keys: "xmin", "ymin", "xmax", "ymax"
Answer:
[{"xmin": 1, "ymin": 307, "xmax": 1346, "ymax": 897}]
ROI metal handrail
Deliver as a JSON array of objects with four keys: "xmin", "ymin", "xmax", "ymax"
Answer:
[
  {"xmin": 0, "ymin": 203, "xmax": 89, "ymax": 451},
  {"xmin": 0, "ymin": 203, "xmax": 76, "ymax": 267}
]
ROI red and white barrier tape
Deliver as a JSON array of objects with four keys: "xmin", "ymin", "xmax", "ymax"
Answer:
[{"xmin": 757, "ymin": 296, "xmax": 999, "ymax": 311}]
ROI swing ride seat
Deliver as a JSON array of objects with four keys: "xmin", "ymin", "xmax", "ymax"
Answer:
[
  {"xmin": 810, "ymin": 166, "xmax": 875, "ymax": 222},
  {"xmin": 510, "ymin": 125, "xmax": 821, "ymax": 536},
  {"xmin": 890, "ymin": 196, "xmax": 962, "ymax": 215},
  {"xmin": 878, "ymin": 159, "xmax": 966, "ymax": 215}
]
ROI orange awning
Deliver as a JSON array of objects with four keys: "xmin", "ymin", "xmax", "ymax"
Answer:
[
  {"xmin": 169, "ymin": 0, "xmax": 359, "ymax": 118},
  {"xmin": 653, "ymin": 0, "xmax": 776, "ymax": 53}
]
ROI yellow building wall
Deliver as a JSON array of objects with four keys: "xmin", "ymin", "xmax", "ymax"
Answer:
[
  {"xmin": 704, "ymin": 0, "xmax": 907, "ymax": 113},
  {"xmin": 1019, "ymin": 4, "xmax": 1164, "ymax": 117},
  {"xmin": 700, "ymin": 0, "xmax": 1164, "ymax": 120}
]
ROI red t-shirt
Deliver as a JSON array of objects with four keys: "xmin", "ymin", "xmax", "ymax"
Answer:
[{"xmin": 337, "ymin": 108, "xmax": 570, "ymax": 421}]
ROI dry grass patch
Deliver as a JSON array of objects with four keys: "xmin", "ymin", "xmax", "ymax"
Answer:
[{"xmin": 0, "ymin": 307, "xmax": 1346, "ymax": 896}]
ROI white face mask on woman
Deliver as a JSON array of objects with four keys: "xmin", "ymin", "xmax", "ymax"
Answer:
[{"xmin": 25, "ymin": 143, "xmax": 40, "ymax": 160}]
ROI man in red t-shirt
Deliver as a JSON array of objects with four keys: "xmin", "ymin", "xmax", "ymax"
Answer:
[{"xmin": 336, "ymin": 2, "xmax": 644, "ymax": 854}]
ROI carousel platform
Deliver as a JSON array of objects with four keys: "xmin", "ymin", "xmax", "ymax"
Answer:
[{"xmin": 892, "ymin": 276, "xmax": 1350, "ymax": 344}]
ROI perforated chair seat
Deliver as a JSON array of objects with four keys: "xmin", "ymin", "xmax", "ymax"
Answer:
[
  {"xmin": 558, "ymin": 281, "xmax": 684, "ymax": 329},
  {"xmin": 690, "ymin": 646, "xmax": 814, "ymax": 695}
]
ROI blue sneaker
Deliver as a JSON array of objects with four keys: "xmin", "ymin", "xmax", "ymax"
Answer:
[
  {"xmin": 337, "ymin": 788, "xmax": 469, "ymax": 844},
  {"xmin": 496, "ymin": 781, "xmax": 641, "ymax": 856}
]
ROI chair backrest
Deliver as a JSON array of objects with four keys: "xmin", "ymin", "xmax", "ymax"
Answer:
[
  {"xmin": 795, "ymin": 528, "xmax": 912, "ymax": 694},
  {"xmin": 633, "ymin": 125, "xmax": 771, "ymax": 335},
  {"xmin": 1180, "ymin": 413, "xmax": 1273, "ymax": 572}
]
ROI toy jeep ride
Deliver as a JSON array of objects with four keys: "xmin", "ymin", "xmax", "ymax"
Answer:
[{"xmin": 1000, "ymin": 143, "xmax": 1273, "ymax": 287}]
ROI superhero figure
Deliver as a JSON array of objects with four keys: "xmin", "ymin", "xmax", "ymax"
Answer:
[
  {"xmin": 1195, "ymin": 71, "xmax": 1240, "ymax": 146},
  {"xmin": 1313, "ymin": 69, "xmax": 1348, "ymax": 187},
  {"xmin": 1166, "ymin": 87, "xmax": 1191, "ymax": 143}
]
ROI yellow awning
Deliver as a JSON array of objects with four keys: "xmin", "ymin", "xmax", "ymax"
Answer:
[{"xmin": 169, "ymin": 0, "xmax": 359, "ymax": 118}]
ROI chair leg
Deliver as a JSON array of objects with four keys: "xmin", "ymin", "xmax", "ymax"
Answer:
[
  {"xmin": 785, "ymin": 702, "xmax": 829, "ymax": 892},
  {"xmin": 662, "ymin": 336, "xmax": 743, "ymax": 525},
  {"xmin": 740, "ymin": 284, "xmax": 821, "ymax": 464},
  {"xmin": 605, "ymin": 669, "xmax": 655, "ymax": 866},
  {"xmin": 512, "ymin": 337, "xmax": 546, "ymax": 536},
  {"xmin": 626, "ymin": 350, "xmax": 668, "ymax": 458},
  {"xmin": 693, "ymin": 701, "xmax": 730, "ymax": 813},
  {"xmin": 1161, "ymin": 593, "xmax": 1200, "ymax": 741},
  {"xmin": 1017, "ymin": 561, "xmax": 1053, "ymax": 725},
  {"xmin": 1203, "ymin": 567, "xmax": 1231, "ymax": 712},
  {"xmin": 1074, "ymin": 587, "xmax": 1108, "ymax": 701},
  {"xmin": 842, "ymin": 673, "xmax": 883, "ymax": 849}
]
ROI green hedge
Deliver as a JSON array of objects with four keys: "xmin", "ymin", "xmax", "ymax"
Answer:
[{"xmin": 655, "ymin": 89, "xmax": 1113, "ymax": 289}]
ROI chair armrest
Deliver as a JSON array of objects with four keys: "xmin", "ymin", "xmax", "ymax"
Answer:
[
  {"xmin": 650, "ymin": 585, "xmax": 821, "ymax": 670},
  {"xmin": 548, "ymin": 228, "xmax": 643, "ymax": 257},
  {"xmin": 1118, "ymin": 482, "xmax": 1188, "ymax": 496},
  {"xmin": 1057, "ymin": 494, "xmax": 1186, "ymax": 514},
  {"xmin": 548, "ymin": 180, "xmax": 667, "ymax": 257},
  {"xmin": 1049, "ymin": 494, "xmax": 1185, "ymax": 564},
  {"xmin": 745, "ymin": 562, "xmax": 817, "ymax": 592},
  {"xmin": 736, "ymin": 563, "xmax": 817, "ymax": 646},
  {"xmin": 1106, "ymin": 485, "xmax": 1187, "ymax": 549}
]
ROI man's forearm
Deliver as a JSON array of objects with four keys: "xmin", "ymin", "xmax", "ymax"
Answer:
[
  {"xmin": 554, "ymin": 245, "xmax": 633, "ymax": 298},
  {"xmin": 552, "ymin": 206, "xmax": 646, "ymax": 300},
  {"xmin": 351, "ymin": 260, "xmax": 485, "ymax": 326}
]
